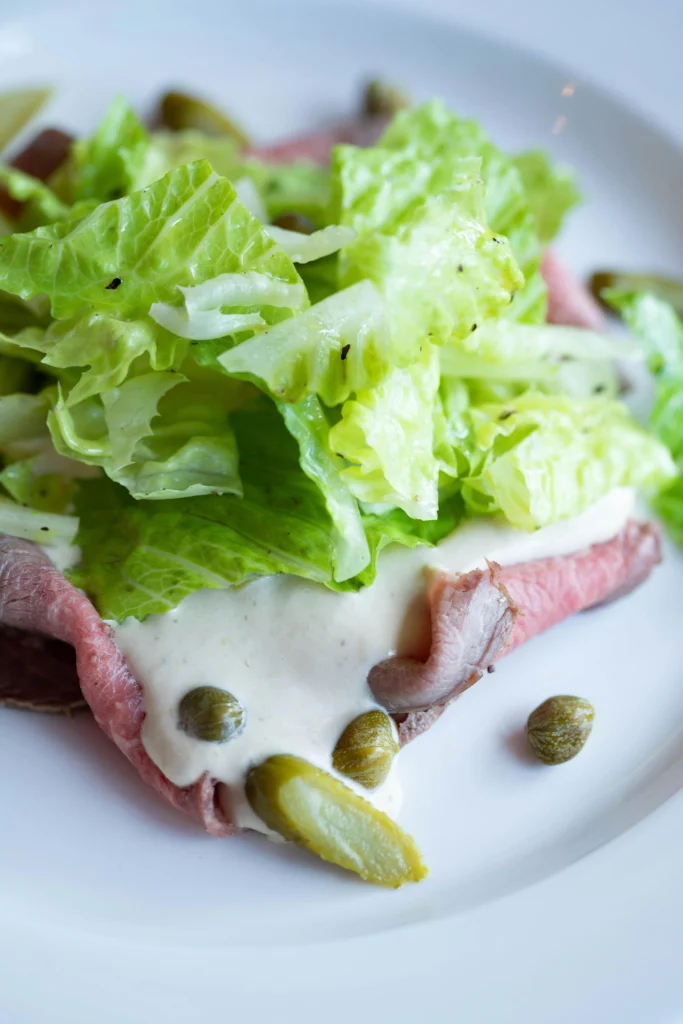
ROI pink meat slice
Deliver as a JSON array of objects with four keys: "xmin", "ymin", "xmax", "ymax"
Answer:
[
  {"xmin": 541, "ymin": 248, "xmax": 606, "ymax": 330},
  {"xmin": 248, "ymin": 116, "xmax": 387, "ymax": 165},
  {"xmin": 374, "ymin": 520, "xmax": 659, "ymax": 737},
  {"xmin": 0, "ymin": 520, "xmax": 660, "ymax": 831},
  {"xmin": 0, "ymin": 537, "xmax": 235, "ymax": 837}
]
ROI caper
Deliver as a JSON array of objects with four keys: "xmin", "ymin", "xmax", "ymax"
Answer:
[
  {"xmin": 271, "ymin": 212, "xmax": 315, "ymax": 235},
  {"xmin": 245, "ymin": 755, "xmax": 427, "ymax": 887},
  {"xmin": 159, "ymin": 91, "xmax": 250, "ymax": 147},
  {"xmin": 332, "ymin": 709, "xmax": 398, "ymax": 789},
  {"xmin": 178, "ymin": 685, "xmax": 245, "ymax": 743},
  {"xmin": 362, "ymin": 79, "xmax": 410, "ymax": 118},
  {"xmin": 526, "ymin": 695, "xmax": 595, "ymax": 765}
]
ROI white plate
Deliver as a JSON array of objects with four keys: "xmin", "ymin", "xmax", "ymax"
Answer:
[{"xmin": 2, "ymin": 2, "xmax": 683, "ymax": 1021}]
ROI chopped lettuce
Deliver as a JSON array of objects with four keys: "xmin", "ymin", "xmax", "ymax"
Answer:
[
  {"xmin": 278, "ymin": 395, "xmax": 370, "ymax": 580},
  {"xmin": 378, "ymin": 101, "xmax": 578, "ymax": 323},
  {"xmin": 608, "ymin": 291, "xmax": 683, "ymax": 536},
  {"xmin": 265, "ymin": 224, "xmax": 356, "ymax": 264},
  {"xmin": 0, "ymin": 160, "xmax": 303, "ymax": 320},
  {"xmin": 150, "ymin": 271, "xmax": 307, "ymax": 341},
  {"xmin": 0, "ymin": 494, "xmax": 78, "ymax": 545},
  {"xmin": 441, "ymin": 320, "xmax": 633, "ymax": 398},
  {"xmin": 0, "ymin": 392, "xmax": 50, "ymax": 446},
  {"xmin": 333, "ymin": 143, "xmax": 523, "ymax": 355},
  {"xmin": 70, "ymin": 405, "xmax": 344, "ymax": 619},
  {"xmin": 463, "ymin": 391, "xmax": 675, "ymax": 529},
  {"xmin": 219, "ymin": 280, "xmax": 393, "ymax": 406},
  {"xmin": 0, "ymin": 164, "xmax": 71, "ymax": 225},
  {"xmin": 70, "ymin": 96, "xmax": 149, "ymax": 202},
  {"xmin": 0, "ymin": 456, "xmax": 74, "ymax": 512},
  {"xmin": 328, "ymin": 346, "xmax": 441, "ymax": 520},
  {"xmin": 512, "ymin": 150, "xmax": 580, "ymax": 245},
  {"xmin": 49, "ymin": 368, "xmax": 249, "ymax": 501}
]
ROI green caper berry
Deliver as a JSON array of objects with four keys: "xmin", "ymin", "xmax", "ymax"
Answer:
[
  {"xmin": 362, "ymin": 80, "xmax": 410, "ymax": 118},
  {"xmin": 526, "ymin": 695, "xmax": 595, "ymax": 765},
  {"xmin": 332, "ymin": 709, "xmax": 399, "ymax": 789},
  {"xmin": 178, "ymin": 685, "xmax": 245, "ymax": 743}
]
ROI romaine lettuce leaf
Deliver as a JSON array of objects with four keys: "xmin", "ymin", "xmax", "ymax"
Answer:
[
  {"xmin": 133, "ymin": 129, "xmax": 242, "ymax": 191},
  {"xmin": 150, "ymin": 271, "xmax": 307, "ymax": 341},
  {"xmin": 0, "ymin": 164, "xmax": 71, "ymax": 225},
  {"xmin": 0, "ymin": 456, "xmax": 74, "ymax": 512},
  {"xmin": 0, "ymin": 392, "xmax": 50, "ymax": 446},
  {"xmin": 0, "ymin": 160, "xmax": 303, "ymax": 321},
  {"xmin": 71, "ymin": 96, "xmax": 149, "ymax": 202},
  {"xmin": 265, "ymin": 224, "xmax": 356, "ymax": 264},
  {"xmin": 608, "ymin": 291, "xmax": 683, "ymax": 536},
  {"xmin": 440, "ymin": 320, "xmax": 632, "ymax": 398},
  {"xmin": 0, "ymin": 494, "xmax": 77, "ymax": 545},
  {"xmin": 257, "ymin": 161, "xmax": 331, "ymax": 227},
  {"xmin": 463, "ymin": 391, "xmax": 675, "ymax": 529},
  {"xmin": 219, "ymin": 280, "xmax": 393, "ymax": 406},
  {"xmin": 50, "ymin": 369, "xmax": 246, "ymax": 501},
  {"xmin": 69, "ymin": 404, "xmax": 343, "ymax": 619},
  {"xmin": 328, "ymin": 345, "xmax": 441, "ymax": 519},
  {"xmin": 512, "ymin": 150, "xmax": 580, "ymax": 245},
  {"xmin": 278, "ymin": 395, "xmax": 370, "ymax": 580},
  {"xmin": 333, "ymin": 143, "xmax": 523, "ymax": 354},
  {"xmin": 378, "ymin": 101, "xmax": 578, "ymax": 324}
]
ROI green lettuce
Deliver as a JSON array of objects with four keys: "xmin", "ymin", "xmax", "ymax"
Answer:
[
  {"xmin": 0, "ymin": 494, "xmax": 78, "ymax": 545},
  {"xmin": 463, "ymin": 391, "xmax": 675, "ymax": 529},
  {"xmin": 0, "ymin": 391, "xmax": 50, "ymax": 447},
  {"xmin": 0, "ymin": 165, "xmax": 71, "ymax": 225},
  {"xmin": 278, "ymin": 395, "xmax": 370, "ymax": 580},
  {"xmin": 70, "ymin": 96, "xmax": 149, "ymax": 202},
  {"xmin": 0, "ymin": 159, "xmax": 303, "ymax": 320},
  {"xmin": 512, "ymin": 150, "xmax": 580, "ymax": 245},
  {"xmin": 440, "ymin": 320, "xmax": 632, "ymax": 398},
  {"xmin": 328, "ymin": 346, "xmax": 441, "ymax": 519},
  {"xmin": 0, "ymin": 456, "xmax": 74, "ymax": 512},
  {"xmin": 219, "ymin": 280, "xmax": 393, "ymax": 406},
  {"xmin": 608, "ymin": 291, "xmax": 683, "ymax": 537},
  {"xmin": 69, "ymin": 404, "xmax": 345, "ymax": 619},
  {"xmin": 378, "ymin": 101, "xmax": 579, "ymax": 323},
  {"xmin": 333, "ymin": 142, "xmax": 523, "ymax": 354}
]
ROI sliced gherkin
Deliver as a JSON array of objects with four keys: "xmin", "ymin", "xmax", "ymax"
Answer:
[
  {"xmin": 246, "ymin": 755, "xmax": 427, "ymax": 887},
  {"xmin": 332, "ymin": 709, "xmax": 398, "ymax": 789},
  {"xmin": 159, "ymin": 91, "xmax": 250, "ymax": 147},
  {"xmin": 178, "ymin": 685, "xmax": 245, "ymax": 743}
]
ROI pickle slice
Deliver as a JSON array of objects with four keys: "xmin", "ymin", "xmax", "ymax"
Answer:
[{"xmin": 245, "ymin": 755, "xmax": 427, "ymax": 887}]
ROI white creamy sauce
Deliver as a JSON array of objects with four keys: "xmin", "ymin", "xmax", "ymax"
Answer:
[{"xmin": 113, "ymin": 488, "xmax": 635, "ymax": 835}]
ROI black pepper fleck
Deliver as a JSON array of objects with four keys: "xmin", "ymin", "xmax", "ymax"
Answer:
[
  {"xmin": 471, "ymin": 323, "xmax": 478, "ymax": 332},
  {"xmin": 340, "ymin": 343, "xmax": 351, "ymax": 361},
  {"xmin": 40, "ymin": 526, "xmax": 49, "ymax": 532},
  {"xmin": 457, "ymin": 264, "xmax": 464, "ymax": 273},
  {"xmin": 105, "ymin": 277, "xmax": 122, "ymax": 290},
  {"xmin": 486, "ymin": 664, "xmax": 496, "ymax": 674}
]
